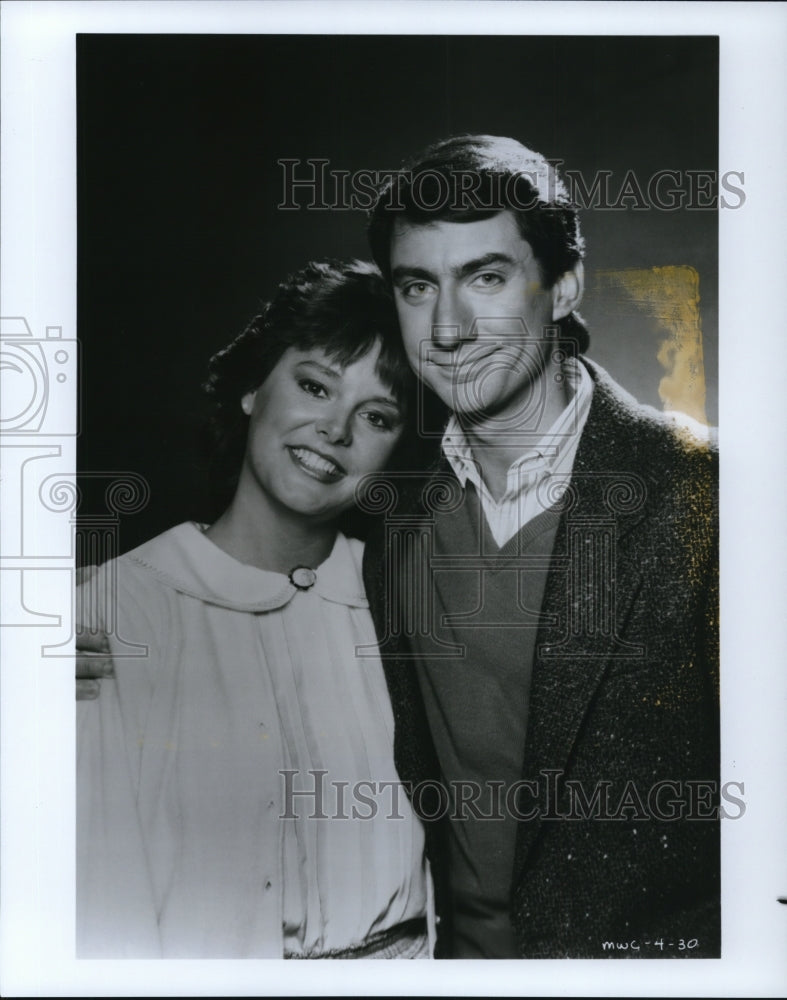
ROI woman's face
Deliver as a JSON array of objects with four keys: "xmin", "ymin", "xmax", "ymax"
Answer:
[{"xmin": 237, "ymin": 342, "xmax": 406, "ymax": 524}]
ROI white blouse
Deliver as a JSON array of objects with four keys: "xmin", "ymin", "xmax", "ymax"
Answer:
[{"xmin": 76, "ymin": 523, "xmax": 427, "ymax": 958}]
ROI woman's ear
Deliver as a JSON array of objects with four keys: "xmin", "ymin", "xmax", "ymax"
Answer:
[
  {"xmin": 240, "ymin": 391, "xmax": 256, "ymax": 416},
  {"xmin": 551, "ymin": 261, "xmax": 585, "ymax": 321}
]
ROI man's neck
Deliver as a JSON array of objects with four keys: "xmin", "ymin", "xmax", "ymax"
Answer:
[{"xmin": 454, "ymin": 362, "xmax": 572, "ymax": 501}]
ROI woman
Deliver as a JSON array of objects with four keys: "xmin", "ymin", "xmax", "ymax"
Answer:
[{"xmin": 76, "ymin": 260, "xmax": 430, "ymax": 959}]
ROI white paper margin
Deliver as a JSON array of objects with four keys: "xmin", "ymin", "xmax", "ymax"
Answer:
[{"xmin": 2, "ymin": 2, "xmax": 785, "ymax": 996}]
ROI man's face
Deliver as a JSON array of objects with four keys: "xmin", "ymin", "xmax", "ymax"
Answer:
[{"xmin": 389, "ymin": 211, "xmax": 575, "ymax": 425}]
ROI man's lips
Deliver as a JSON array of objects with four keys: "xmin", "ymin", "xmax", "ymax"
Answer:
[
  {"xmin": 288, "ymin": 446, "xmax": 346, "ymax": 483},
  {"xmin": 427, "ymin": 345, "xmax": 502, "ymax": 377}
]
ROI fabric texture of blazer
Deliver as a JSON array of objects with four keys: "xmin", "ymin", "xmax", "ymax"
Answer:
[{"xmin": 362, "ymin": 359, "xmax": 720, "ymax": 958}]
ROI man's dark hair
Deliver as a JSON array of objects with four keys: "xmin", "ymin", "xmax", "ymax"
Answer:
[
  {"xmin": 367, "ymin": 133, "xmax": 589, "ymax": 354},
  {"xmin": 202, "ymin": 259, "xmax": 417, "ymax": 518}
]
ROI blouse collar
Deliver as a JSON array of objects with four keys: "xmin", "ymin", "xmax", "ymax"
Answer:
[{"xmin": 125, "ymin": 522, "xmax": 369, "ymax": 612}]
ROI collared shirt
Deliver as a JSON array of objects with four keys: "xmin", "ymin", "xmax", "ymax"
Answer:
[
  {"xmin": 76, "ymin": 524, "xmax": 426, "ymax": 958},
  {"xmin": 442, "ymin": 357, "xmax": 594, "ymax": 546}
]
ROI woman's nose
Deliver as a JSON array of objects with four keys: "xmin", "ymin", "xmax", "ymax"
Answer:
[{"xmin": 315, "ymin": 410, "xmax": 352, "ymax": 445}]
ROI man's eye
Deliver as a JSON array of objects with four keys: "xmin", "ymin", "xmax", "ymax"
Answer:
[
  {"xmin": 402, "ymin": 281, "xmax": 433, "ymax": 300},
  {"xmin": 298, "ymin": 378, "xmax": 328, "ymax": 397},
  {"xmin": 473, "ymin": 272, "xmax": 504, "ymax": 288}
]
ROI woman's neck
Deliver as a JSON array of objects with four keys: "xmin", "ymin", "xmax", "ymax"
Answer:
[{"xmin": 204, "ymin": 490, "xmax": 337, "ymax": 575}]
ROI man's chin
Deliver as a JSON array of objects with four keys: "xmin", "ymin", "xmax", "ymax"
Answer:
[
  {"xmin": 449, "ymin": 388, "xmax": 506, "ymax": 422},
  {"xmin": 450, "ymin": 403, "xmax": 505, "ymax": 429}
]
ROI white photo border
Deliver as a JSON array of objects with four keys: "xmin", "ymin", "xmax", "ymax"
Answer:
[{"xmin": 1, "ymin": 1, "xmax": 785, "ymax": 996}]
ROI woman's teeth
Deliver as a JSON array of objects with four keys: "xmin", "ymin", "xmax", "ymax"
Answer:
[{"xmin": 291, "ymin": 447, "xmax": 341, "ymax": 477}]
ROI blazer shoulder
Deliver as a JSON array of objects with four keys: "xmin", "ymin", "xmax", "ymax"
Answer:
[{"xmin": 584, "ymin": 360, "xmax": 717, "ymax": 473}]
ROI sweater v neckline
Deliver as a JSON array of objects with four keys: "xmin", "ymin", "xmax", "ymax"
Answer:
[{"xmin": 456, "ymin": 480, "xmax": 563, "ymax": 559}]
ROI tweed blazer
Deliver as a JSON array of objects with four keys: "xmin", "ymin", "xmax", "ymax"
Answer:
[{"xmin": 362, "ymin": 359, "xmax": 720, "ymax": 959}]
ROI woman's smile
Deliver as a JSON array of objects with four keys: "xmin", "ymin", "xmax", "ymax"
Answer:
[{"xmin": 287, "ymin": 445, "xmax": 346, "ymax": 483}]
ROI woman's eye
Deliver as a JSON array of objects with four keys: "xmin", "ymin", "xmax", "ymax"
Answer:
[
  {"xmin": 361, "ymin": 411, "xmax": 393, "ymax": 431},
  {"xmin": 298, "ymin": 378, "xmax": 327, "ymax": 398}
]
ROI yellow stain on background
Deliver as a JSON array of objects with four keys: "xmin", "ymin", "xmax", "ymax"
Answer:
[{"xmin": 595, "ymin": 266, "xmax": 708, "ymax": 425}]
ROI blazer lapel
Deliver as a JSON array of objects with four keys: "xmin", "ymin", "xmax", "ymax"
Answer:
[
  {"xmin": 513, "ymin": 362, "xmax": 652, "ymax": 875},
  {"xmin": 365, "ymin": 458, "xmax": 457, "ymax": 798}
]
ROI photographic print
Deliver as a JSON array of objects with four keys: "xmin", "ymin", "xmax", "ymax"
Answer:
[{"xmin": 1, "ymin": 2, "xmax": 785, "ymax": 996}]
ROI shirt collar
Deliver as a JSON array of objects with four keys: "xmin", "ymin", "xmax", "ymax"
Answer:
[
  {"xmin": 442, "ymin": 356, "xmax": 594, "ymax": 492},
  {"xmin": 124, "ymin": 523, "xmax": 369, "ymax": 612}
]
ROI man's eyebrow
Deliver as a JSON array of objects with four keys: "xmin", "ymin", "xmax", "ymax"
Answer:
[
  {"xmin": 453, "ymin": 252, "xmax": 518, "ymax": 279},
  {"xmin": 391, "ymin": 265, "xmax": 437, "ymax": 285},
  {"xmin": 391, "ymin": 253, "xmax": 519, "ymax": 286}
]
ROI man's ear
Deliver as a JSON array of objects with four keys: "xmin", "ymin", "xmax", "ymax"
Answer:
[
  {"xmin": 551, "ymin": 261, "xmax": 584, "ymax": 321},
  {"xmin": 240, "ymin": 391, "xmax": 256, "ymax": 416}
]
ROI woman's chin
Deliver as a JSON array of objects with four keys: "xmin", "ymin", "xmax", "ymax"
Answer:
[{"xmin": 282, "ymin": 494, "xmax": 352, "ymax": 525}]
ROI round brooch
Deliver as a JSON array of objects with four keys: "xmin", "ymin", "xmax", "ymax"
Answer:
[{"xmin": 288, "ymin": 565, "xmax": 317, "ymax": 591}]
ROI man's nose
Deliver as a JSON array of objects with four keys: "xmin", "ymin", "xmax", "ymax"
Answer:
[
  {"xmin": 315, "ymin": 407, "xmax": 353, "ymax": 445},
  {"xmin": 431, "ymin": 288, "xmax": 476, "ymax": 350}
]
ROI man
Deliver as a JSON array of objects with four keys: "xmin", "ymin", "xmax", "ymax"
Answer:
[{"xmin": 360, "ymin": 135, "xmax": 719, "ymax": 958}]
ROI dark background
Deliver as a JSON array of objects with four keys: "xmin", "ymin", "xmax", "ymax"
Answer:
[{"xmin": 77, "ymin": 34, "xmax": 718, "ymax": 553}]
